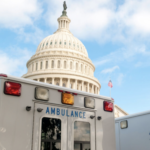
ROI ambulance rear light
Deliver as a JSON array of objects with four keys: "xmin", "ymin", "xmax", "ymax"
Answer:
[
  {"xmin": 103, "ymin": 101, "xmax": 113, "ymax": 112},
  {"xmin": 120, "ymin": 120, "xmax": 128, "ymax": 129},
  {"xmin": 84, "ymin": 97, "xmax": 95, "ymax": 109},
  {"xmin": 4, "ymin": 81, "xmax": 21, "ymax": 96},
  {"xmin": 35, "ymin": 87, "xmax": 49, "ymax": 101},
  {"xmin": 62, "ymin": 92, "xmax": 74, "ymax": 105},
  {"xmin": 0, "ymin": 74, "xmax": 7, "ymax": 77},
  {"xmin": 65, "ymin": 91, "xmax": 70, "ymax": 94}
]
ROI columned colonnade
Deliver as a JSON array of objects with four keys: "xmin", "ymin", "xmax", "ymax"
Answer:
[{"xmin": 35, "ymin": 77, "xmax": 99, "ymax": 94}]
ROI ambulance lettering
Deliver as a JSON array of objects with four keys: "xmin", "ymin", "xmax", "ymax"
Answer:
[{"xmin": 46, "ymin": 107, "xmax": 86, "ymax": 118}]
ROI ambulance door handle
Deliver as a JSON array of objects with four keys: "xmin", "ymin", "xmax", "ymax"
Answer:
[
  {"xmin": 37, "ymin": 108, "xmax": 43, "ymax": 112},
  {"xmin": 90, "ymin": 115, "xmax": 95, "ymax": 119}
]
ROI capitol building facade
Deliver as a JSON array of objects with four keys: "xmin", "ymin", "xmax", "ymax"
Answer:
[
  {"xmin": 22, "ymin": 9, "xmax": 100, "ymax": 95},
  {"xmin": 22, "ymin": 6, "xmax": 128, "ymax": 118}
]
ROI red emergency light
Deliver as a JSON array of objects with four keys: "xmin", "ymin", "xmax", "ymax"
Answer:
[
  {"xmin": 4, "ymin": 81, "xmax": 21, "ymax": 96},
  {"xmin": 103, "ymin": 101, "xmax": 113, "ymax": 112}
]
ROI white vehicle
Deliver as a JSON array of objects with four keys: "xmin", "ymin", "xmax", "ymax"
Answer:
[
  {"xmin": 0, "ymin": 74, "xmax": 116, "ymax": 150},
  {"xmin": 115, "ymin": 110, "xmax": 150, "ymax": 150}
]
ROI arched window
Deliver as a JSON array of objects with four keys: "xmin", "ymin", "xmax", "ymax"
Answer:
[
  {"xmin": 64, "ymin": 61, "xmax": 66, "ymax": 69},
  {"xmin": 81, "ymin": 64, "xmax": 83, "ymax": 72},
  {"xmin": 50, "ymin": 42, "xmax": 52, "ymax": 45},
  {"xmin": 57, "ymin": 60, "xmax": 60, "ymax": 68},
  {"xmin": 51, "ymin": 60, "xmax": 54, "ymax": 68},
  {"xmin": 56, "ymin": 82, "xmax": 59, "ymax": 86},
  {"xmin": 40, "ymin": 62, "xmax": 43, "ymax": 69},
  {"xmin": 70, "ymin": 61, "xmax": 72, "ymax": 69},
  {"xmin": 76, "ymin": 63, "xmax": 78, "ymax": 71},
  {"xmin": 36, "ymin": 63, "xmax": 38, "ymax": 71},
  {"xmin": 63, "ymin": 83, "xmax": 66, "ymax": 87},
  {"xmin": 46, "ymin": 61, "xmax": 48, "ymax": 69}
]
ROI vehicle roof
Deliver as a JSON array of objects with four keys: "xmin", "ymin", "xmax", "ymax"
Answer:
[
  {"xmin": 115, "ymin": 110, "xmax": 150, "ymax": 122},
  {"xmin": 0, "ymin": 74, "xmax": 113, "ymax": 102}
]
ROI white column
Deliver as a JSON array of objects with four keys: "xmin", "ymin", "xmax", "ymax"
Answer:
[
  {"xmin": 65, "ymin": 20, "xmax": 66, "ymax": 28},
  {"xmin": 37, "ymin": 78, "xmax": 40, "ymax": 82},
  {"xmin": 98, "ymin": 88, "xmax": 100, "ymax": 94},
  {"xmin": 44, "ymin": 78, "xmax": 47, "ymax": 83},
  {"xmin": 87, "ymin": 83, "xmax": 89, "ymax": 93},
  {"xmin": 82, "ymin": 81, "xmax": 84, "ymax": 91},
  {"xmin": 52, "ymin": 78, "xmax": 54, "ymax": 85},
  {"xmin": 92, "ymin": 84, "xmax": 94, "ymax": 93},
  {"xmin": 67, "ymin": 78, "xmax": 70, "ymax": 88},
  {"xmin": 74, "ymin": 80, "xmax": 77, "ymax": 89},
  {"xmin": 95, "ymin": 86, "xmax": 97, "ymax": 94},
  {"xmin": 60, "ymin": 78, "xmax": 62, "ymax": 86}
]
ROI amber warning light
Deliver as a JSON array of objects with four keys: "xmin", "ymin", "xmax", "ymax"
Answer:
[{"xmin": 62, "ymin": 93, "xmax": 74, "ymax": 105}]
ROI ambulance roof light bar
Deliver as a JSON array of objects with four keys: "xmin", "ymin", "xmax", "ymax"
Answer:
[{"xmin": 0, "ymin": 73, "xmax": 7, "ymax": 77}]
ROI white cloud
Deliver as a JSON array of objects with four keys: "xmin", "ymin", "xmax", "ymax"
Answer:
[
  {"xmin": 17, "ymin": 27, "xmax": 46, "ymax": 45},
  {"xmin": 117, "ymin": 0, "xmax": 150, "ymax": 35},
  {"xmin": 94, "ymin": 59, "xmax": 110, "ymax": 67},
  {"xmin": 0, "ymin": 47, "xmax": 32, "ymax": 77},
  {"xmin": 0, "ymin": 0, "xmax": 42, "ymax": 28},
  {"xmin": 117, "ymin": 73, "xmax": 124, "ymax": 86},
  {"xmin": 101, "ymin": 66, "xmax": 119, "ymax": 74},
  {"xmin": 45, "ymin": 0, "xmax": 150, "ymax": 43}
]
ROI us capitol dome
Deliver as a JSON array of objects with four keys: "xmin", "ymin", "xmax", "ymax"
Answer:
[
  {"xmin": 22, "ymin": 2, "xmax": 129, "ymax": 118},
  {"xmin": 22, "ymin": 5, "xmax": 101, "ymax": 94}
]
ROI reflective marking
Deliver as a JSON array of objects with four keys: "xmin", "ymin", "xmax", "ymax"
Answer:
[
  {"xmin": 45, "ymin": 107, "xmax": 86, "ymax": 118},
  {"xmin": 51, "ymin": 108, "xmax": 55, "ymax": 114},
  {"xmin": 66, "ymin": 110, "xmax": 69, "ymax": 117},
  {"xmin": 57, "ymin": 108, "xmax": 60, "ymax": 115},
  {"xmin": 71, "ymin": 111, "xmax": 74, "ymax": 117},
  {"xmin": 61, "ymin": 109, "xmax": 65, "ymax": 116},
  {"xmin": 46, "ymin": 107, "xmax": 50, "ymax": 114},
  {"xmin": 75, "ymin": 111, "xmax": 78, "ymax": 117},
  {"xmin": 79, "ymin": 112, "xmax": 82, "ymax": 118},
  {"xmin": 83, "ymin": 112, "xmax": 86, "ymax": 118}
]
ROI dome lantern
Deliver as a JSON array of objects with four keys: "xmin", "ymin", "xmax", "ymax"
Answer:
[{"xmin": 55, "ymin": 1, "xmax": 71, "ymax": 34}]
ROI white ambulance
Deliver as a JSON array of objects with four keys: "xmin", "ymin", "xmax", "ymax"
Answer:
[
  {"xmin": 0, "ymin": 74, "xmax": 116, "ymax": 150},
  {"xmin": 115, "ymin": 110, "xmax": 150, "ymax": 150}
]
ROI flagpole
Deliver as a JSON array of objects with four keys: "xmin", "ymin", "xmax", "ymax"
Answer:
[{"xmin": 110, "ymin": 87, "xmax": 111, "ymax": 97}]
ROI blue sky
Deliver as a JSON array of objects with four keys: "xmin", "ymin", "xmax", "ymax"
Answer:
[{"xmin": 0, "ymin": 0, "xmax": 150, "ymax": 114}]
